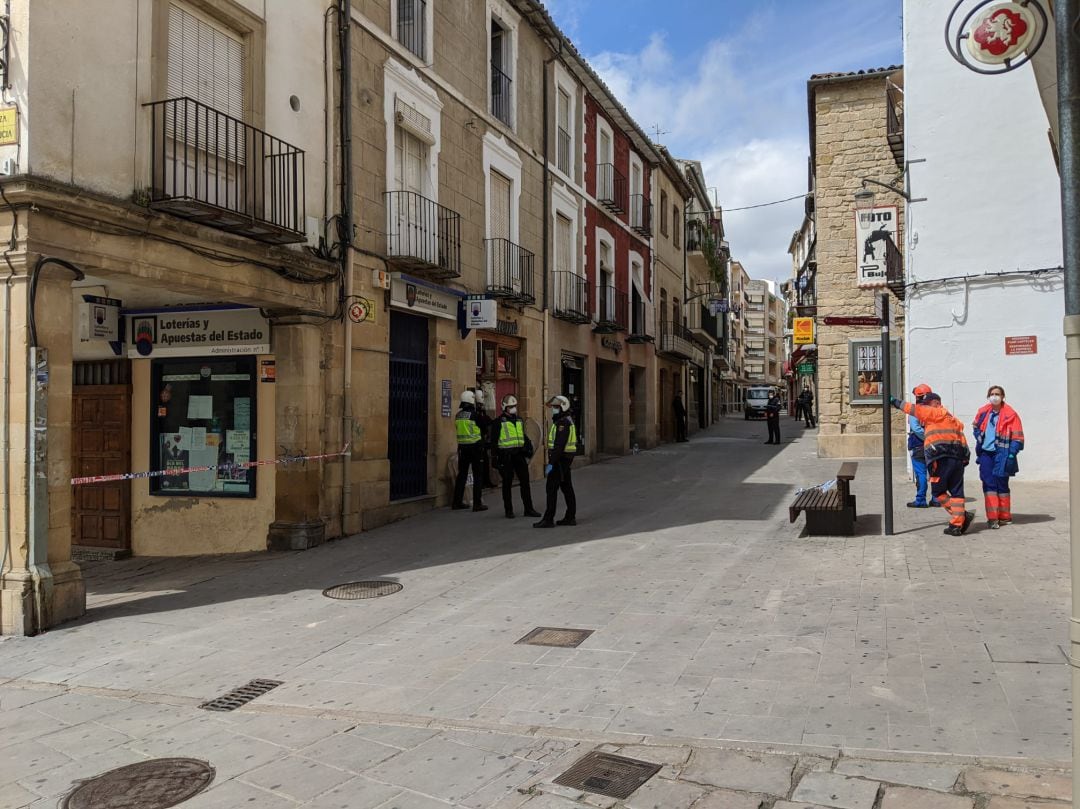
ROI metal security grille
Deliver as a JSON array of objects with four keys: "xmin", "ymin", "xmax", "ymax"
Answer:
[
  {"xmin": 389, "ymin": 311, "xmax": 429, "ymax": 500},
  {"xmin": 323, "ymin": 581, "xmax": 403, "ymax": 600},
  {"xmin": 516, "ymin": 627, "xmax": 594, "ymax": 648},
  {"xmin": 554, "ymin": 752, "xmax": 661, "ymax": 799},
  {"xmin": 62, "ymin": 757, "xmax": 215, "ymax": 809},
  {"xmin": 199, "ymin": 679, "xmax": 282, "ymax": 712}
]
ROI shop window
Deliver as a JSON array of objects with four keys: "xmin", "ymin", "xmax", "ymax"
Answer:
[{"xmin": 150, "ymin": 356, "xmax": 257, "ymax": 498}]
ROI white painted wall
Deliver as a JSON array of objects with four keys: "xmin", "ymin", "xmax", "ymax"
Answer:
[
  {"xmin": 903, "ymin": 0, "xmax": 1065, "ymax": 480},
  {"xmin": 5, "ymin": 0, "xmax": 327, "ymax": 230}
]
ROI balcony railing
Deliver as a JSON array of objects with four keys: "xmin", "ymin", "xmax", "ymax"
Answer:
[
  {"xmin": 659, "ymin": 322, "xmax": 700, "ymax": 363},
  {"xmin": 885, "ymin": 233, "xmax": 905, "ymax": 301},
  {"xmin": 627, "ymin": 296, "xmax": 651, "ymax": 343},
  {"xmin": 485, "ymin": 238, "xmax": 535, "ymax": 305},
  {"xmin": 145, "ymin": 97, "xmax": 306, "ymax": 244},
  {"xmin": 686, "ymin": 211, "xmax": 722, "ymax": 252},
  {"xmin": 385, "ymin": 190, "xmax": 462, "ymax": 279},
  {"xmin": 552, "ymin": 270, "xmax": 590, "ymax": 323},
  {"xmin": 556, "ymin": 126, "xmax": 571, "ymax": 175},
  {"xmin": 491, "ymin": 62, "xmax": 512, "ymax": 126},
  {"xmin": 397, "ymin": 0, "xmax": 427, "ymax": 58},
  {"xmin": 629, "ymin": 194, "xmax": 651, "ymax": 237},
  {"xmin": 594, "ymin": 284, "xmax": 628, "ymax": 332},
  {"xmin": 886, "ymin": 85, "xmax": 903, "ymax": 168},
  {"xmin": 596, "ymin": 163, "xmax": 627, "ymax": 214}
]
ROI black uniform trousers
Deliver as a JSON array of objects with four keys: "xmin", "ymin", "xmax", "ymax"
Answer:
[
  {"xmin": 541, "ymin": 459, "xmax": 576, "ymax": 522},
  {"xmin": 453, "ymin": 444, "xmax": 484, "ymax": 507},
  {"xmin": 500, "ymin": 452, "xmax": 535, "ymax": 513},
  {"xmin": 766, "ymin": 414, "xmax": 781, "ymax": 444}
]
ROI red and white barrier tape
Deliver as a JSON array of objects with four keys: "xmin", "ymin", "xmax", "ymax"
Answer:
[{"xmin": 70, "ymin": 444, "xmax": 351, "ymax": 486}]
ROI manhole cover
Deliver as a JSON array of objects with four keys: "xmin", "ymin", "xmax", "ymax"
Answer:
[
  {"xmin": 200, "ymin": 678, "xmax": 283, "ymax": 712},
  {"xmin": 554, "ymin": 751, "xmax": 661, "ymax": 799},
  {"xmin": 323, "ymin": 580, "xmax": 403, "ymax": 600},
  {"xmin": 516, "ymin": 626, "xmax": 594, "ymax": 648},
  {"xmin": 62, "ymin": 757, "xmax": 215, "ymax": 809}
]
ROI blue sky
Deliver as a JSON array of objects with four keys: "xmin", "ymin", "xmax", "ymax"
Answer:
[{"xmin": 543, "ymin": 0, "xmax": 903, "ymax": 283}]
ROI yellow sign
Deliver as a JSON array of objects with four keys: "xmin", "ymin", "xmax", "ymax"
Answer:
[
  {"xmin": 793, "ymin": 317, "xmax": 815, "ymax": 345},
  {"xmin": 0, "ymin": 107, "xmax": 17, "ymax": 146}
]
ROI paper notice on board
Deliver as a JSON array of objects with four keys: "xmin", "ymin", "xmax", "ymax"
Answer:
[
  {"xmin": 189, "ymin": 426, "xmax": 207, "ymax": 451},
  {"xmin": 234, "ymin": 398, "xmax": 251, "ymax": 431},
  {"xmin": 226, "ymin": 430, "xmax": 250, "ymax": 453},
  {"xmin": 177, "ymin": 426, "xmax": 192, "ymax": 451},
  {"xmin": 188, "ymin": 447, "xmax": 218, "ymax": 490},
  {"xmin": 187, "ymin": 395, "xmax": 213, "ymax": 420}
]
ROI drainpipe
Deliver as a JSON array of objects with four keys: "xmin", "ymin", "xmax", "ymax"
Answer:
[
  {"xmin": 1, "ymin": 242, "xmax": 11, "ymax": 581},
  {"xmin": 338, "ymin": 0, "xmax": 354, "ymax": 535},
  {"xmin": 1057, "ymin": 1, "xmax": 1080, "ymax": 804}
]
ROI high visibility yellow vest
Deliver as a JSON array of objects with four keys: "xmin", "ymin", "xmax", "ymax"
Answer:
[
  {"xmin": 456, "ymin": 411, "xmax": 481, "ymax": 445},
  {"xmin": 498, "ymin": 419, "xmax": 526, "ymax": 449},
  {"xmin": 547, "ymin": 422, "xmax": 578, "ymax": 453}
]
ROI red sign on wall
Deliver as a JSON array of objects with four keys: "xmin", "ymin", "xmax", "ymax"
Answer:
[{"xmin": 1005, "ymin": 335, "xmax": 1038, "ymax": 355}]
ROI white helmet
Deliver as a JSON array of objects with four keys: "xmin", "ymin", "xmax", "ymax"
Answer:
[
  {"xmin": 474, "ymin": 388, "xmax": 485, "ymax": 404},
  {"xmin": 502, "ymin": 394, "xmax": 518, "ymax": 409},
  {"xmin": 549, "ymin": 394, "xmax": 571, "ymax": 412},
  {"xmin": 460, "ymin": 390, "xmax": 476, "ymax": 405}
]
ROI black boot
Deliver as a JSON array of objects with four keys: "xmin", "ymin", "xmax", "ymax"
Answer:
[
  {"xmin": 533, "ymin": 519, "xmax": 554, "ymax": 528},
  {"xmin": 505, "ymin": 509, "xmax": 515, "ymax": 519},
  {"xmin": 556, "ymin": 516, "xmax": 576, "ymax": 526},
  {"xmin": 473, "ymin": 503, "xmax": 489, "ymax": 512},
  {"xmin": 523, "ymin": 508, "xmax": 541, "ymax": 518}
]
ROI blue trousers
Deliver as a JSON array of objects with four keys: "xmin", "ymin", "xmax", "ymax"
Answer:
[{"xmin": 911, "ymin": 456, "xmax": 928, "ymax": 505}]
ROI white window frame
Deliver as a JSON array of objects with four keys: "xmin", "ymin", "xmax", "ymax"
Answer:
[
  {"xmin": 391, "ymin": 0, "xmax": 434, "ymax": 64},
  {"xmin": 629, "ymin": 249, "xmax": 649, "ymax": 335},
  {"xmin": 628, "ymin": 151, "xmax": 644, "ymax": 197},
  {"xmin": 553, "ymin": 60, "xmax": 579, "ymax": 183},
  {"xmin": 483, "ymin": 131, "xmax": 523, "ymax": 289},
  {"xmin": 552, "ymin": 183, "xmax": 583, "ymax": 312},
  {"xmin": 487, "ymin": 0, "xmax": 519, "ymax": 131},
  {"xmin": 595, "ymin": 114, "xmax": 614, "ymax": 168},
  {"xmin": 383, "ymin": 59, "xmax": 442, "ymax": 201},
  {"xmin": 594, "ymin": 226, "xmax": 615, "ymax": 320}
]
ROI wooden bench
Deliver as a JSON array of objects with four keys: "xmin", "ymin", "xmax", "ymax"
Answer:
[{"xmin": 790, "ymin": 462, "xmax": 858, "ymax": 536}]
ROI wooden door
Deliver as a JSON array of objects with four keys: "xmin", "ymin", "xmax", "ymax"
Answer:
[{"xmin": 72, "ymin": 384, "xmax": 131, "ymax": 550}]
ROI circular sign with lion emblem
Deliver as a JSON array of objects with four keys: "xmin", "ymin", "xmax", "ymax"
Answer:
[{"xmin": 966, "ymin": 2, "xmax": 1037, "ymax": 64}]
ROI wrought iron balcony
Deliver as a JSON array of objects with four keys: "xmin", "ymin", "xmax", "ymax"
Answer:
[
  {"xmin": 385, "ymin": 190, "xmax": 462, "ymax": 279},
  {"xmin": 145, "ymin": 97, "xmax": 306, "ymax": 244},
  {"xmin": 685, "ymin": 211, "xmax": 722, "ymax": 253},
  {"xmin": 556, "ymin": 126, "xmax": 571, "ymax": 175},
  {"xmin": 691, "ymin": 303, "xmax": 720, "ymax": 344},
  {"xmin": 885, "ymin": 233, "xmax": 905, "ymax": 301},
  {"xmin": 594, "ymin": 284, "xmax": 628, "ymax": 332},
  {"xmin": 552, "ymin": 270, "xmax": 590, "ymax": 323},
  {"xmin": 658, "ymin": 322, "xmax": 700, "ymax": 362},
  {"xmin": 491, "ymin": 62, "xmax": 512, "ymax": 126},
  {"xmin": 629, "ymin": 194, "xmax": 651, "ymax": 237},
  {"xmin": 485, "ymin": 238, "xmax": 535, "ymax": 305},
  {"xmin": 627, "ymin": 295, "xmax": 652, "ymax": 343},
  {"xmin": 596, "ymin": 163, "xmax": 627, "ymax": 214},
  {"xmin": 887, "ymin": 85, "xmax": 903, "ymax": 169}
]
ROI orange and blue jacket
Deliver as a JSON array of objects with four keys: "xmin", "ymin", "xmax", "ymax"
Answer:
[
  {"xmin": 973, "ymin": 403, "xmax": 1024, "ymax": 477},
  {"xmin": 901, "ymin": 402, "xmax": 970, "ymax": 464}
]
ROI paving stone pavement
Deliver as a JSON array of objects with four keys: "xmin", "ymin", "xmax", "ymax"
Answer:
[{"xmin": 0, "ymin": 418, "xmax": 1073, "ymax": 806}]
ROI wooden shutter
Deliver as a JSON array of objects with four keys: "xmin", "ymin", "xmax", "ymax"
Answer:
[
  {"xmin": 557, "ymin": 88, "xmax": 570, "ymax": 131},
  {"xmin": 167, "ymin": 2, "xmax": 245, "ymax": 120},
  {"xmin": 489, "ymin": 170, "xmax": 511, "ymax": 240},
  {"xmin": 556, "ymin": 214, "xmax": 572, "ymax": 274}
]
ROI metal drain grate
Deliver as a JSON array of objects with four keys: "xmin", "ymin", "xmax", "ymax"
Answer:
[
  {"xmin": 516, "ymin": 626, "xmax": 594, "ymax": 648},
  {"xmin": 554, "ymin": 751, "xmax": 661, "ymax": 799},
  {"xmin": 323, "ymin": 580, "xmax": 403, "ymax": 600},
  {"xmin": 199, "ymin": 679, "xmax": 283, "ymax": 712},
  {"xmin": 62, "ymin": 757, "xmax": 215, "ymax": 808}
]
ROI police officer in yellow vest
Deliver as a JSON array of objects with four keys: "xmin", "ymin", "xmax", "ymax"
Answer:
[
  {"xmin": 534, "ymin": 394, "xmax": 578, "ymax": 528},
  {"xmin": 490, "ymin": 394, "xmax": 540, "ymax": 519},
  {"xmin": 452, "ymin": 390, "xmax": 487, "ymax": 512}
]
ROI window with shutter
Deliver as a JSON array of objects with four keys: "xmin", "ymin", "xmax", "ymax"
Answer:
[
  {"xmin": 556, "ymin": 215, "xmax": 572, "ymax": 274},
  {"xmin": 167, "ymin": 3, "xmax": 245, "ymax": 120},
  {"xmin": 489, "ymin": 170, "xmax": 511, "ymax": 241}
]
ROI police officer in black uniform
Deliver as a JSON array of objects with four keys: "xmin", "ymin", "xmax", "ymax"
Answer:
[
  {"xmin": 452, "ymin": 390, "xmax": 487, "ymax": 511},
  {"xmin": 490, "ymin": 394, "xmax": 540, "ymax": 519},
  {"xmin": 534, "ymin": 395, "xmax": 578, "ymax": 528}
]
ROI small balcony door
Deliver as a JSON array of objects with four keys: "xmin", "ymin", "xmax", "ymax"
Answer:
[
  {"xmin": 488, "ymin": 170, "xmax": 518, "ymax": 292},
  {"xmin": 556, "ymin": 88, "xmax": 571, "ymax": 174},
  {"xmin": 393, "ymin": 125, "xmax": 434, "ymax": 262},
  {"xmin": 598, "ymin": 129, "xmax": 613, "ymax": 198}
]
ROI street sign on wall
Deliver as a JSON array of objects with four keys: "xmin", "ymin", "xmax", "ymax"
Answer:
[{"xmin": 1005, "ymin": 335, "xmax": 1038, "ymax": 355}]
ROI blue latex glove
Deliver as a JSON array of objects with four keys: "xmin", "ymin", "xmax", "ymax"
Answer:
[
  {"xmin": 889, "ymin": 396, "xmax": 902, "ymax": 409},
  {"xmin": 545, "ymin": 464, "xmax": 553, "ymax": 476}
]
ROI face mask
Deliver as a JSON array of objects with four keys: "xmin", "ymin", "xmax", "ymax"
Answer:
[
  {"xmin": 989, "ymin": 395, "xmax": 1003, "ymax": 406},
  {"xmin": 507, "ymin": 407, "xmax": 517, "ymax": 415},
  {"xmin": 551, "ymin": 408, "xmax": 561, "ymax": 418}
]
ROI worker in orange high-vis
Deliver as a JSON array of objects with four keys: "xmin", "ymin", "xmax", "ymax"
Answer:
[
  {"xmin": 972, "ymin": 384, "xmax": 1024, "ymax": 529},
  {"xmin": 890, "ymin": 392, "xmax": 974, "ymax": 535}
]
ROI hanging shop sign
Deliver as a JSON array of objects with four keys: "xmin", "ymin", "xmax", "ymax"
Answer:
[
  {"xmin": 0, "ymin": 107, "xmax": 17, "ymax": 146},
  {"xmin": 348, "ymin": 297, "xmax": 375, "ymax": 324},
  {"xmin": 464, "ymin": 297, "xmax": 498, "ymax": 329},
  {"xmin": 945, "ymin": 0, "xmax": 1048, "ymax": 75},
  {"xmin": 79, "ymin": 295, "xmax": 122, "ymax": 342},
  {"xmin": 127, "ymin": 308, "xmax": 270, "ymax": 358},
  {"xmin": 854, "ymin": 205, "xmax": 898, "ymax": 288},
  {"xmin": 797, "ymin": 362, "xmax": 816, "ymax": 375},
  {"xmin": 792, "ymin": 317, "xmax": 815, "ymax": 346},
  {"xmin": 390, "ymin": 277, "xmax": 458, "ymax": 320}
]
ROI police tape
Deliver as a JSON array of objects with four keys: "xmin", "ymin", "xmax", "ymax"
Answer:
[{"xmin": 70, "ymin": 444, "xmax": 351, "ymax": 486}]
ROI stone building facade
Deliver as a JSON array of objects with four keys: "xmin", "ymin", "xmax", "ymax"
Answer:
[{"xmin": 808, "ymin": 67, "xmax": 906, "ymax": 458}]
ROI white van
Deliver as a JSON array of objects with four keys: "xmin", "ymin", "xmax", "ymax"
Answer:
[{"xmin": 744, "ymin": 386, "xmax": 773, "ymax": 420}]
